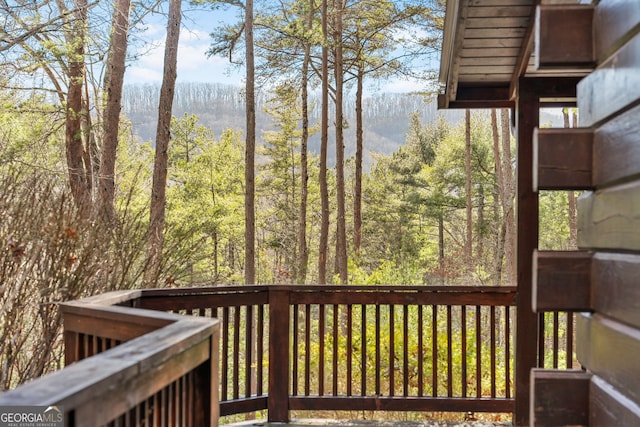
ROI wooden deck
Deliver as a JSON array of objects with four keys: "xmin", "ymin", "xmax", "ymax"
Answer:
[
  {"xmin": 226, "ymin": 419, "xmax": 512, "ymax": 427},
  {"xmin": 0, "ymin": 285, "xmax": 576, "ymax": 426}
]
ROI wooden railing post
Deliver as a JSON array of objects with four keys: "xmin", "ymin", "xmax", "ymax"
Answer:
[
  {"xmin": 268, "ymin": 287, "xmax": 290, "ymax": 422},
  {"xmin": 194, "ymin": 332, "xmax": 220, "ymax": 427},
  {"xmin": 515, "ymin": 77, "xmax": 540, "ymax": 427}
]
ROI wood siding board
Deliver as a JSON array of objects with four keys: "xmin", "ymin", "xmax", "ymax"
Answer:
[
  {"xmin": 469, "ymin": 0, "xmax": 534, "ymax": 6},
  {"xmin": 593, "ymin": 102, "xmax": 640, "ymax": 187},
  {"xmin": 466, "ymin": 17, "xmax": 530, "ymax": 29},
  {"xmin": 592, "ymin": 252, "xmax": 640, "ymax": 329},
  {"xmin": 530, "ymin": 369, "xmax": 591, "ymax": 427},
  {"xmin": 590, "ymin": 375, "xmax": 640, "ymax": 427},
  {"xmin": 594, "ymin": 0, "xmax": 640, "ymax": 62},
  {"xmin": 578, "ymin": 182, "xmax": 640, "ymax": 251},
  {"xmin": 578, "ymin": 33, "xmax": 640, "ymax": 127},
  {"xmin": 465, "ymin": 28, "xmax": 527, "ymax": 38},
  {"xmin": 533, "ymin": 250, "xmax": 593, "ymax": 312},
  {"xmin": 576, "ymin": 313, "xmax": 640, "ymax": 405},
  {"xmin": 460, "ymin": 57, "xmax": 518, "ymax": 66},
  {"xmin": 464, "ymin": 38, "xmax": 524, "ymax": 48},
  {"xmin": 535, "ymin": 5, "xmax": 595, "ymax": 69},
  {"xmin": 533, "ymin": 128, "xmax": 593, "ymax": 191},
  {"xmin": 467, "ymin": 6, "xmax": 532, "ymax": 18},
  {"xmin": 462, "ymin": 47, "xmax": 521, "ymax": 57}
]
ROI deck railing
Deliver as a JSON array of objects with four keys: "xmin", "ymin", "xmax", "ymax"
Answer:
[
  {"xmin": 0, "ymin": 284, "xmax": 577, "ymax": 425},
  {"xmin": 137, "ymin": 285, "xmax": 522, "ymax": 421},
  {"xmin": 0, "ymin": 291, "xmax": 220, "ymax": 427}
]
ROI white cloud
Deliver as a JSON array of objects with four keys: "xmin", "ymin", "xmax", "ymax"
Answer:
[{"xmin": 125, "ymin": 25, "xmax": 242, "ymax": 85}]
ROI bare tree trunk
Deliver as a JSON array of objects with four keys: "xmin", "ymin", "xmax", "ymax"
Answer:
[
  {"xmin": 491, "ymin": 109, "xmax": 504, "ymax": 285},
  {"xmin": 353, "ymin": 66, "xmax": 364, "ymax": 257},
  {"xmin": 65, "ymin": 0, "xmax": 91, "ymax": 212},
  {"xmin": 334, "ymin": 0, "xmax": 348, "ymax": 284},
  {"xmin": 244, "ymin": 0, "xmax": 256, "ymax": 285},
  {"xmin": 318, "ymin": 0, "xmax": 330, "ymax": 284},
  {"xmin": 500, "ymin": 109, "xmax": 516, "ymax": 285},
  {"xmin": 565, "ymin": 108, "xmax": 578, "ymax": 248},
  {"xmin": 145, "ymin": 0, "xmax": 181, "ymax": 285},
  {"xmin": 297, "ymin": 0, "xmax": 313, "ymax": 284},
  {"xmin": 438, "ymin": 215, "xmax": 445, "ymax": 285},
  {"xmin": 98, "ymin": 0, "xmax": 132, "ymax": 223},
  {"xmin": 464, "ymin": 109, "xmax": 473, "ymax": 267}
]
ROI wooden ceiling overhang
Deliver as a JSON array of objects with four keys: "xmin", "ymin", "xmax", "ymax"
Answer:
[{"xmin": 438, "ymin": 0, "xmax": 589, "ymax": 110}]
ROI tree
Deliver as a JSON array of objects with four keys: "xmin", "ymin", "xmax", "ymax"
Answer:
[
  {"xmin": 145, "ymin": 0, "xmax": 182, "ymax": 284},
  {"xmin": 245, "ymin": 0, "xmax": 257, "ymax": 285},
  {"xmin": 98, "ymin": 0, "xmax": 133, "ymax": 223},
  {"xmin": 333, "ymin": 0, "xmax": 348, "ymax": 284},
  {"xmin": 318, "ymin": 0, "xmax": 330, "ymax": 284},
  {"xmin": 65, "ymin": 0, "xmax": 92, "ymax": 211}
]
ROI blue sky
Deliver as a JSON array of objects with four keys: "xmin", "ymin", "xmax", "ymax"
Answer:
[
  {"xmin": 124, "ymin": 4, "xmax": 429, "ymax": 93},
  {"xmin": 125, "ymin": 7, "xmax": 243, "ymax": 86}
]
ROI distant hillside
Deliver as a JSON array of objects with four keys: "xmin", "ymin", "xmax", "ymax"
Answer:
[{"xmin": 122, "ymin": 82, "xmax": 465, "ymax": 169}]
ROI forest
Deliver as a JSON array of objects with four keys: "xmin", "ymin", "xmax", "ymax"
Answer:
[{"xmin": 0, "ymin": 0, "xmax": 576, "ymax": 403}]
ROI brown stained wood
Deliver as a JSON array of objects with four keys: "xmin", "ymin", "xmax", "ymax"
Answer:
[
  {"xmin": 591, "ymin": 375, "xmax": 640, "ymax": 427},
  {"xmin": 462, "ymin": 47, "xmax": 521, "ymax": 57},
  {"xmin": 432, "ymin": 306, "xmax": 438, "ymax": 398},
  {"xmin": 467, "ymin": 6, "xmax": 532, "ymax": 18},
  {"xmin": 533, "ymin": 128, "xmax": 593, "ymax": 191},
  {"xmin": 287, "ymin": 395, "xmax": 515, "ymax": 413},
  {"xmin": 466, "ymin": 16, "xmax": 530, "ymax": 29},
  {"xmin": 0, "ymin": 319, "xmax": 218, "ymax": 426},
  {"xmin": 533, "ymin": 250, "xmax": 593, "ymax": 312},
  {"xmin": 593, "ymin": 102, "xmax": 640, "ymax": 187},
  {"xmin": 593, "ymin": 0, "xmax": 640, "ymax": 62},
  {"xmin": 592, "ymin": 252, "xmax": 640, "ymax": 328},
  {"xmin": 139, "ymin": 291, "xmax": 267, "ymax": 311},
  {"xmin": 515, "ymin": 77, "xmax": 540, "ymax": 427},
  {"xmin": 267, "ymin": 289, "xmax": 290, "ymax": 422},
  {"xmin": 535, "ymin": 5, "xmax": 595, "ymax": 70},
  {"xmin": 289, "ymin": 288, "xmax": 516, "ymax": 306},
  {"xmin": 219, "ymin": 396, "xmax": 268, "ymax": 416},
  {"xmin": 577, "ymin": 313, "xmax": 640, "ymax": 405},
  {"xmin": 460, "ymin": 56, "xmax": 518, "ymax": 66},
  {"xmin": 578, "ymin": 182, "xmax": 640, "ymax": 251},
  {"xmin": 578, "ymin": 32, "xmax": 640, "ymax": 127},
  {"xmin": 530, "ymin": 369, "xmax": 591, "ymax": 427}
]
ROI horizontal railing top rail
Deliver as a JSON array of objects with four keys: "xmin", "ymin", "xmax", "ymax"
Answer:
[{"xmin": 0, "ymin": 290, "xmax": 220, "ymax": 427}]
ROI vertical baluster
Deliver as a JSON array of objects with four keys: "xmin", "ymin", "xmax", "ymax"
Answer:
[
  {"xmin": 233, "ymin": 306, "xmax": 241, "ymax": 400},
  {"xmin": 432, "ymin": 305, "xmax": 438, "ymax": 397},
  {"xmin": 332, "ymin": 304, "xmax": 339, "ymax": 396},
  {"xmin": 305, "ymin": 304, "xmax": 311, "ymax": 396},
  {"xmin": 552, "ymin": 311, "xmax": 559, "ymax": 369},
  {"xmin": 447, "ymin": 305, "xmax": 453, "ymax": 397},
  {"xmin": 403, "ymin": 304, "xmax": 409, "ymax": 397},
  {"xmin": 221, "ymin": 307, "xmax": 229, "ymax": 402},
  {"xmin": 257, "ymin": 304, "xmax": 265, "ymax": 396},
  {"xmin": 389, "ymin": 304, "xmax": 395, "ymax": 397},
  {"xmin": 292, "ymin": 304, "xmax": 299, "ymax": 396},
  {"xmin": 418, "ymin": 305, "xmax": 424, "ymax": 397},
  {"xmin": 461, "ymin": 305, "xmax": 467, "ymax": 397},
  {"xmin": 490, "ymin": 305, "xmax": 496, "ymax": 398},
  {"xmin": 538, "ymin": 312, "xmax": 546, "ymax": 368},
  {"xmin": 505, "ymin": 306, "xmax": 511, "ymax": 399},
  {"xmin": 361, "ymin": 304, "xmax": 367, "ymax": 396},
  {"xmin": 347, "ymin": 304, "xmax": 353, "ymax": 396},
  {"xmin": 566, "ymin": 311, "xmax": 574, "ymax": 369},
  {"xmin": 475, "ymin": 305, "xmax": 482, "ymax": 398},
  {"xmin": 319, "ymin": 304, "xmax": 325, "ymax": 396},
  {"xmin": 245, "ymin": 305, "xmax": 254, "ymax": 397},
  {"xmin": 375, "ymin": 304, "xmax": 381, "ymax": 396}
]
